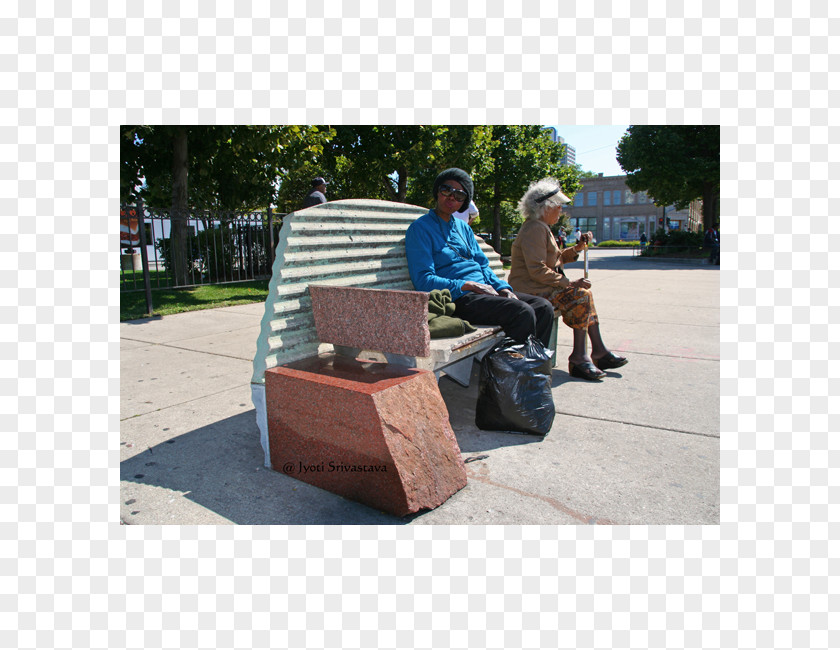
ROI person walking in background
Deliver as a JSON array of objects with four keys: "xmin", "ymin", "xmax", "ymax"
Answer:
[
  {"xmin": 573, "ymin": 227, "xmax": 582, "ymax": 244},
  {"xmin": 640, "ymin": 231, "xmax": 648, "ymax": 248},
  {"xmin": 302, "ymin": 176, "xmax": 328, "ymax": 208},
  {"xmin": 452, "ymin": 199, "xmax": 479, "ymax": 225},
  {"xmin": 557, "ymin": 227, "xmax": 566, "ymax": 249},
  {"xmin": 704, "ymin": 226, "xmax": 720, "ymax": 265}
]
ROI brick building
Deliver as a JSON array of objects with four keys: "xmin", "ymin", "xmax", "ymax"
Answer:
[{"xmin": 564, "ymin": 174, "xmax": 703, "ymax": 242}]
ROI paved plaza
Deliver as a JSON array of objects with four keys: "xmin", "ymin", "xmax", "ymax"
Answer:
[{"xmin": 120, "ymin": 248, "xmax": 720, "ymax": 525}]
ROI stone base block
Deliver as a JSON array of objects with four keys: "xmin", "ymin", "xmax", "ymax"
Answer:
[{"xmin": 265, "ymin": 353, "xmax": 467, "ymax": 516}]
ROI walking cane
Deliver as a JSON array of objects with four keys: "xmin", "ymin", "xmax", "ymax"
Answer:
[
  {"xmin": 582, "ymin": 239, "xmax": 589, "ymax": 355},
  {"xmin": 584, "ymin": 241, "xmax": 589, "ymax": 279}
]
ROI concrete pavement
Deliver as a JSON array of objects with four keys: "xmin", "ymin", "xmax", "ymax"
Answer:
[{"xmin": 120, "ymin": 248, "xmax": 720, "ymax": 524}]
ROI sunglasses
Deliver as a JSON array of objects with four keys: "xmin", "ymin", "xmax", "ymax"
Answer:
[{"xmin": 439, "ymin": 184, "xmax": 468, "ymax": 202}]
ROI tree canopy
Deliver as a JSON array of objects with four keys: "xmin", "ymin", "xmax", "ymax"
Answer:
[
  {"xmin": 473, "ymin": 125, "xmax": 581, "ymax": 249},
  {"xmin": 616, "ymin": 125, "xmax": 720, "ymax": 230},
  {"xmin": 121, "ymin": 124, "xmax": 587, "ymax": 257},
  {"xmin": 121, "ymin": 125, "xmax": 334, "ymax": 213},
  {"xmin": 315, "ymin": 125, "xmax": 481, "ymax": 209}
]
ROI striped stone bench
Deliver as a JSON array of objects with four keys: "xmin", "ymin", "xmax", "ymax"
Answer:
[{"xmin": 250, "ymin": 199, "xmax": 511, "ymax": 468}]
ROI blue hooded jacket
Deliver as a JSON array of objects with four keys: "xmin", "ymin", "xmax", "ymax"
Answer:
[{"xmin": 404, "ymin": 210, "xmax": 512, "ymax": 301}]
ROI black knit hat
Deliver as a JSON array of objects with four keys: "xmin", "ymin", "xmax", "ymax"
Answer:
[{"xmin": 432, "ymin": 168, "xmax": 473, "ymax": 213}]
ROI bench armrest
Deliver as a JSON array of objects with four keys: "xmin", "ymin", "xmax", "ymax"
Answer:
[{"xmin": 309, "ymin": 285, "xmax": 431, "ymax": 357}]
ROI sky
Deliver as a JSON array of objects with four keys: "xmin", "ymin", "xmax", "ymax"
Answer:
[{"xmin": 548, "ymin": 125, "xmax": 630, "ymax": 176}]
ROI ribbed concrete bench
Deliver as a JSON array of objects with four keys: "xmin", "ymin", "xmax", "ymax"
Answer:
[{"xmin": 250, "ymin": 199, "xmax": 509, "ymax": 467}]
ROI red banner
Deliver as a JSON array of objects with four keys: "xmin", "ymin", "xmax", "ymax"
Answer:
[{"xmin": 120, "ymin": 208, "xmax": 139, "ymax": 246}]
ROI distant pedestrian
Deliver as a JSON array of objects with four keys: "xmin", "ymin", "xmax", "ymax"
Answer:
[
  {"xmin": 573, "ymin": 227, "xmax": 582, "ymax": 244},
  {"xmin": 639, "ymin": 232, "xmax": 648, "ymax": 248},
  {"xmin": 452, "ymin": 199, "xmax": 479, "ymax": 225},
  {"xmin": 703, "ymin": 226, "xmax": 719, "ymax": 265},
  {"xmin": 302, "ymin": 176, "xmax": 328, "ymax": 208},
  {"xmin": 557, "ymin": 227, "xmax": 566, "ymax": 249}
]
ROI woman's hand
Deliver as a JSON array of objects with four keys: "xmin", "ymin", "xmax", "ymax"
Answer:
[
  {"xmin": 499, "ymin": 289, "xmax": 520, "ymax": 300},
  {"xmin": 572, "ymin": 278, "xmax": 591, "ymax": 290},
  {"xmin": 575, "ymin": 231, "xmax": 594, "ymax": 250},
  {"xmin": 462, "ymin": 281, "xmax": 499, "ymax": 296}
]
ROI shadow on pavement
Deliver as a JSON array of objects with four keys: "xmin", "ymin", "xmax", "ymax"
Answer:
[
  {"xmin": 122, "ymin": 315, "xmax": 163, "ymax": 325},
  {"xmin": 120, "ymin": 411, "xmax": 410, "ymax": 525},
  {"xmin": 438, "ymin": 375, "xmax": 549, "ymax": 453},
  {"xmin": 565, "ymin": 254, "xmax": 717, "ymax": 272},
  {"xmin": 453, "ymin": 429, "xmax": 544, "ymax": 454}
]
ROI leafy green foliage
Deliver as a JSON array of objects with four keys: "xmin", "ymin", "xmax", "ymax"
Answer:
[
  {"xmin": 616, "ymin": 125, "xmax": 720, "ymax": 230},
  {"xmin": 475, "ymin": 125, "xmax": 582, "ymax": 250},
  {"xmin": 121, "ymin": 125, "xmax": 334, "ymax": 212},
  {"xmin": 314, "ymin": 125, "xmax": 486, "ymax": 209},
  {"xmin": 640, "ymin": 227, "xmax": 705, "ymax": 257},
  {"xmin": 481, "ymin": 201, "xmax": 524, "ymax": 238},
  {"xmin": 121, "ymin": 125, "xmax": 587, "ymax": 265},
  {"xmin": 598, "ymin": 240, "xmax": 640, "ymax": 248}
]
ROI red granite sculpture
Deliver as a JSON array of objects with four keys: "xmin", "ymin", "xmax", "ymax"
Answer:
[
  {"xmin": 309, "ymin": 284, "xmax": 431, "ymax": 357},
  {"xmin": 265, "ymin": 354, "xmax": 467, "ymax": 516}
]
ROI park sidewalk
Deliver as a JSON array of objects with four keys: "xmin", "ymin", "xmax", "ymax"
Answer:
[{"xmin": 119, "ymin": 249, "xmax": 720, "ymax": 525}]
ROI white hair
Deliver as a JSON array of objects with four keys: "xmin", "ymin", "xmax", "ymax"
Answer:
[{"xmin": 517, "ymin": 177, "xmax": 571, "ymax": 221}]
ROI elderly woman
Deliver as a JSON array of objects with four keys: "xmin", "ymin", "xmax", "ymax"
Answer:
[
  {"xmin": 508, "ymin": 178, "xmax": 628, "ymax": 381},
  {"xmin": 405, "ymin": 168, "xmax": 555, "ymax": 348}
]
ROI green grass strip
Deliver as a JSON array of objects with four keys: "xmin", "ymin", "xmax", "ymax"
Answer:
[{"xmin": 120, "ymin": 279, "xmax": 269, "ymax": 321}]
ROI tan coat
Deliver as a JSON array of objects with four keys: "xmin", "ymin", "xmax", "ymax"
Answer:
[{"xmin": 508, "ymin": 219, "xmax": 581, "ymax": 298}]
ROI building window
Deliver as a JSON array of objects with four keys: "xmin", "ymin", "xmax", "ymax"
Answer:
[
  {"xmin": 603, "ymin": 191, "xmax": 611, "ymax": 206},
  {"xmin": 571, "ymin": 217, "xmax": 598, "ymax": 234},
  {"xmin": 573, "ymin": 193, "xmax": 583, "ymax": 207},
  {"xmin": 620, "ymin": 220, "xmax": 641, "ymax": 240},
  {"xmin": 587, "ymin": 192, "xmax": 597, "ymax": 206}
]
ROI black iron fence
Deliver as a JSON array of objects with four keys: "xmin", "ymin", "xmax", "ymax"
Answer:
[
  {"xmin": 633, "ymin": 243, "xmax": 718, "ymax": 262},
  {"xmin": 120, "ymin": 202, "xmax": 286, "ymax": 313}
]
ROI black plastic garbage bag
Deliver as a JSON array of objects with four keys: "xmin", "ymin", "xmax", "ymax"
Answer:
[{"xmin": 475, "ymin": 335, "xmax": 555, "ymax": 436}]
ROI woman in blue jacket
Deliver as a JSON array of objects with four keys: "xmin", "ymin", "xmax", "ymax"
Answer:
[{"xmin": 405, "ymin": 168, "xmax": 554, "ymax": 348}]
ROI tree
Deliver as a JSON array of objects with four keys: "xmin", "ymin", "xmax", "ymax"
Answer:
[
  {"xmin": 121, "ymin": 125, "xmax": 334, "ymax": 213},
  {"xmin": 616, "ymin": 125, "xmax": 720, "ymax": 231},
  {"xmin": 315, "ymin": 125, "xmax": 483, "ymax": 209},
  {"xmin": 121, "ymin": 125, "xmax": 194, "ymax": 284},
  {"xmin": 473, "ymin": 126, "xmax": 582, "ymax": 251},
  {"xmin": 303, "ymin": 125, "xmax": 583, "ymax": 253},
  {"xmin": 121, "ymin": 125, "xmax": 334, "ymax": 284}
]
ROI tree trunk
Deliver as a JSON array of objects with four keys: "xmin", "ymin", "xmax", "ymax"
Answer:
[
  {"xmin": 170, "ymin": 127, "xmax": 190, "ymax": 286},
  {"xmin": 702, "ymin": 182, "xmax": 718, "ymax": 232},
  {"xmin": 492, "ymin": 179, "xmax": 502, "ymax": 253},
  {"xmin": 396, "ymin": 167, "xmax": 407, "ymax": 202}
]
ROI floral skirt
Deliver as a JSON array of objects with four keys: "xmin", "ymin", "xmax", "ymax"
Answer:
[{"xmin": 548, "ymin": 285, "xmax": 598, "ymax": 330}]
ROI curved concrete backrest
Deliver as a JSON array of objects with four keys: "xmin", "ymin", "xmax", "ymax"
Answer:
[{"xmin": 251, "ymin": 198, "xmax": 505, "ymax": 385}]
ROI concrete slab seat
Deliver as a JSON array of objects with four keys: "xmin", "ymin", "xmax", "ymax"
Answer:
[{"xmin": 251, "ymin": 199, "xmax": 508, "ymax": 469}]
